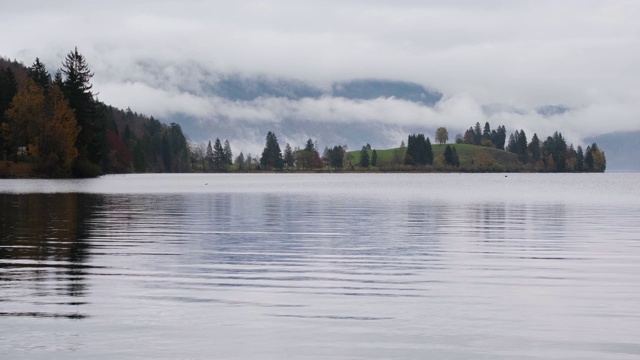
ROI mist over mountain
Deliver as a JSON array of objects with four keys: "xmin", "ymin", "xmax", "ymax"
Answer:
[
  {"xmin": 115, "ymin": 65, "xmax": 446, "ymax": 153},
  {"xmin": 586, "ymin": 131, "xmax": 640, "ymax": 171},
  {"xmin": 94, "ymin": 60, "xmax": 636, "ymax": 169}
]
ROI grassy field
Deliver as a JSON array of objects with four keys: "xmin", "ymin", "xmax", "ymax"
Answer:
[{"xmin": 347, "ymin": 143, "xmax": 522, "ymax": 171}]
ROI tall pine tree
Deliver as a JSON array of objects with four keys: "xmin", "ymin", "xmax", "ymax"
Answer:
[
  {"xmin": 61, "ymin": 47, "xmax": 106, "ymax": 175},
  {"xmin": 260, "ymin": 131, "xmax": 283, "ymax": 170}
]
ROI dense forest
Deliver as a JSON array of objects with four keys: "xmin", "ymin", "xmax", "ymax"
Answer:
[
  {"xmin": 0, "ymin": 49, "xmax": 189, "ymax": 178},
  {"xmin": 0, "ymin": 49, "xmax": 605, "ymax": 178}
]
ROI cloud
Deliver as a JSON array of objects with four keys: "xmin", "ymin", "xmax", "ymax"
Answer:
[{"xmin": 2, "ymin": 0, "xmax": 639, "ymax": 149}]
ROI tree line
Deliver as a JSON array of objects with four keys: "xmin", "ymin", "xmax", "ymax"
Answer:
[
  {"xmin": 196, "ymin": 122, "xmax": 603, "ymax": 173},
  {"xmin": 0, "ymin": 49, "xmax": 190, "ymax": 177},
  {"xmin": 0, "ymin": 50, "xmax": 606, "ymax": 177}
]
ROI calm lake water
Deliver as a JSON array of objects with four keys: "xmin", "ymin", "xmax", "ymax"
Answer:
[{"xmin": 1, "ymin": 173, "xmax": 640, "ymax": 359}]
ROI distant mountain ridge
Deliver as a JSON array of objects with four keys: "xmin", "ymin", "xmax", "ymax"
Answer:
[
  {"xmin": 586, "ymin": 131, "xmax": 640, "ymax": 171},
  {"xmin": 203, "ymin": 75, "xmax": 443, "ymax": 104}
]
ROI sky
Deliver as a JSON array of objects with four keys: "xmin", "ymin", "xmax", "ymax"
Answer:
[{"xmin": 2, "ymin": 0, "xmax": 639, "ymax": 151}]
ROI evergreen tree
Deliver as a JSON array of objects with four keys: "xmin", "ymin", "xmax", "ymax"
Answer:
[
  {"xmin": 360, "ymin": 146, "xmax": 370, "ymax": 168},
  {"xmin": 516, "ymin": 130, "xmax": 528, "ymax": 162},
  {"xmin": 283, "ymin": 143, "xmax": 294, "ymax": 168},
  {"xmin": 567, "ymin": 144, "xmax": 577, "ymax": 171},
  {"xmin": 492, "ymin": 125, "xmax": 507, "ymax": 150},
  {"xmin": 528, "ymin": 133, "xmax": 541, "ymax": 163},
  {"xmin": 61, "ymin": 47, "xmax": 105, "ymax": 174},
  {"xmin": 328, "ymin": 145, "xmax": 345, "ymax": 170},
  {"xmin": 444, "ymin": 145, "xmax": 454, "ymax": 165},
  {"xmin": 164, "ymin": 122, "xmax": 189, "ymax": 172},
  {"xmin": 474, "ymin": 122, "xmax": 482, "ymax": 145},
  {"xmin": 371, "ymin": 149, "xmax": 378, "ymax": 167},
  {"xmin": 443, "ymin": 145, "xmax": 460, "ymax": 167},
  {"xmin": 584, "ymin": 145, "xmax": 594, "ymax": 171},
  {"xmin": 205, "ymin": 140, "xmax": 213, "ymax": 170},
  {"xmin": 425, "ymin": 137, "xmax": 434, "ymax": 165},
  {"xmin": 223, "ymin": 139, "xmax": 233, "ymax": 165},
  {"xmin": 483, "ymin": 122, "xmax": 491, "ymax": 140},
  {"xmin": 212, "ymin": 138, "xmax": 225, "ymax": 171},
  {"xmin": 28, "ymin": 58, "xmax": 50, "ymax": 91},
  {"xmin": 53, "ymin": 70, "xmax": 63, "ymax": 88},
  {"xmin": 404, "ymin": 134, "xmax": 418, "ymax": 165},
  {"xmin": 541, "ymin": 132, "xmax": 567, "ymax": 171},
  {"xmin": 305, "ymin": 138, "xmax": 315, "ymax": 152},
  {"xmin": 452, "ymin": 146, "xmax": 460, "ymax": 167},
  {"xmin": 506, "ymin": 133, "xmax": 516, "ymax": 153},
  {"xmin": 507, "ymin": 129, "xmax": 528, "ymax": 162},
  {"xmin": 576, "ymin": 145, "xmax": 584, "ymax": 171},
  {"xmin": 404, "ymin": 134, "xmax": 433, "ymax": 165},
  {"xmin": 260, "ymin": 131, "xmax": 283, "ymax": 170},
  {"xmin": 235, "ymin": 152, "xmax": 245, "ymax": 171},
  {"xmin": 553, "ymin": 132, "xmax": 567, "ymax": 171}
]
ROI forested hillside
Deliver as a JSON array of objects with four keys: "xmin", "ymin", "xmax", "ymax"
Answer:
[{"xmin": 0, "ymin": 50, "xmax": 189, "ymax": 177}]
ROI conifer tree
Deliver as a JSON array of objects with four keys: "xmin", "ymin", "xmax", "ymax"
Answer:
[
  {"xmin": 205, "ymin": 140, "xmax": 213, "ymax": 170},
  {"xmin": 425, "ymin": 137, "xmax": 434, "ymax": 165},
  {"xmin": 576, "ymin": 145, "xmax": 584, "ymax": 171},
  {"xmin": 474, "ymin": 122, "xmax": 482, "ymax": 145},
  {"xmin": 444, "ymin": 145, "xmax": 454, "ymax": 165},
  {"xmin": 371, "ymin": 149, "xmax": 377, "ymax": 167},
  {"xmin": 235, "ymin": 152, "xmax": 245, "ymax": 171},
  {"xmin": 28, "ymin": 58, "xmax": 50, "ymax": 91},
  {"xmin": 60, "ymin": 47, "xmax": 105, "ymax": 174},
  {"xmin": 452, "ymin": 146, "xmax": 460, "ymax": 167},
  {"xmin": 283, "ymin": 143, "xmax": 294, "ymax": 168},
  {"xmin": 360, "ymin": 146, "xmax": 370, "ymax": 168},
  {"xmin": 223, "ymin": 139, "xmax": 233, "ymax": 165},
  {"xmin": 483, "ymin": 122, "xmax": 491, "ymax": 140},
  {"xmin": 328, "ymin": 145, "xmax": 345, "ymax": 170},
  {"xmin": 528, "ymin": 133, "xmax": 541, "ymax": 163},
  {"xmin": 212, "ymin": 138, "xmax": 225, "ymax": 171},
  {"xmin": 260, "ymin": 131, "xmax": 283, "ymax": 170}
]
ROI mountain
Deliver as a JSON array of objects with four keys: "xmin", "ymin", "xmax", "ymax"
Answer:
[
  {"xmin": 202, "ymin": 74, "xmax": 324, "ymax": 101},
  {"xmin": 586, "ymin": 131, "xmax": 640, "ymax": 171},
  {"xmin": 332, "ymin": 79, "xmax": 442, "ymax": 105}
]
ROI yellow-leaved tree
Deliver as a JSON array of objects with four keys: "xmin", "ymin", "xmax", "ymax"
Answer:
[
  {"xmin": 37, "ymin": 85, "xmax": 80, "ymax": 173},
  {"xmin": 5, "ymin": 78, "xmax": 46, "ymax": 157},
  {"xmin": 5, "ymin": 78, "xmax": 79, "ymax": 176}
]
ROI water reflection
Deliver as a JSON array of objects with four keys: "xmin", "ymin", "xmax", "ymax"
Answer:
[
  {"xmin": 0, "ymin": 193, "xmax": 100, "ymax": 318},
  {"xmin": 1, "ymin": 174, "xmax": 640, "ymax": 360}
]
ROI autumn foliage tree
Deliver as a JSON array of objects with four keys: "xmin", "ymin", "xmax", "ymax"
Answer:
[
  {"xmin": 5, "ymin": 77, "xmax": 79, "ymax": 176},
  {"xmin": 435, "ymin": 127, "xmax": 449, "ymax": 145}
]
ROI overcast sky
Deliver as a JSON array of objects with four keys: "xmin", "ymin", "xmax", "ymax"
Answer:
[{"xmin": 2, "ymin": 0, "xmax": 639, "ymax": 148}]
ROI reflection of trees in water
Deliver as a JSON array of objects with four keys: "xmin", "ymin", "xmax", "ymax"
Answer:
[
  {"xmin": 468, "ymin": 202, "xmax": 508, "ymax": 242},
  {"xmin": 0, "ymin": 193, "xmax": 101, "ymax": 312},
  {"xmin": 406, "ymin": 202, "xmax": 437, "ymax": 237},
  {"xmin": 467, "ymin": 202, "xmax": 569, "ymax": 253}
]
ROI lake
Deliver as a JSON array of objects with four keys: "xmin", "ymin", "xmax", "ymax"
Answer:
[{"xmin": 1, "ymin": 173, "xmax": 640, "ymax": 359}]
